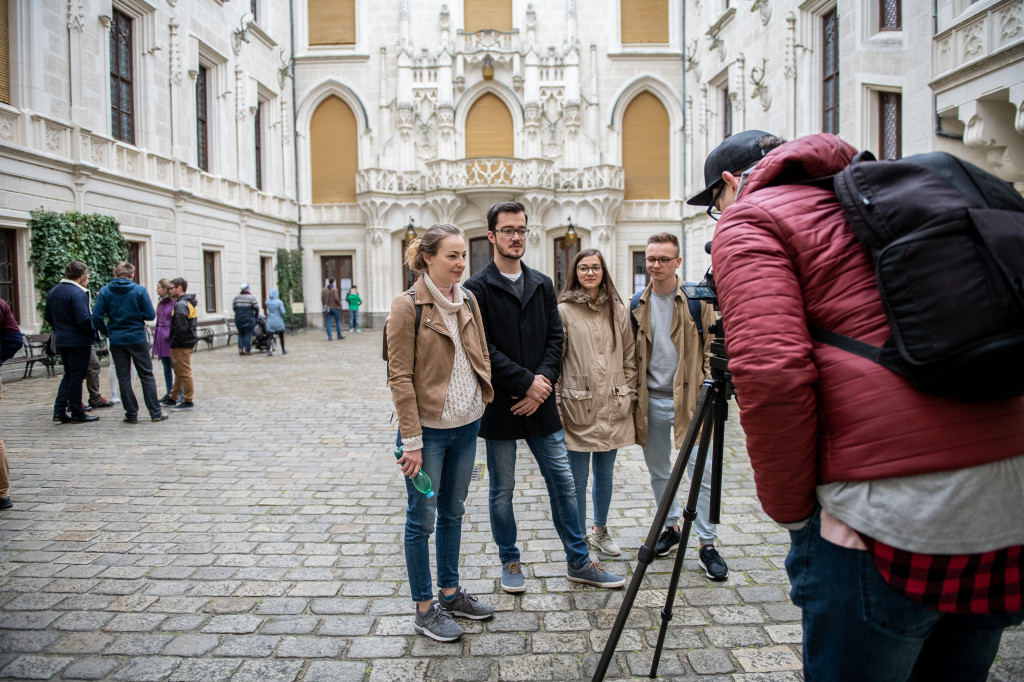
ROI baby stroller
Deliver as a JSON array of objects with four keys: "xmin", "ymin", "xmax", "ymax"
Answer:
[{"xmin": 252, "ymin": 315, "xmax": 275, "ymax": 353}]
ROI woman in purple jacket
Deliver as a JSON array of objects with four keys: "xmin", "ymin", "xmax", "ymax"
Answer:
[{"xmin": 153, "ymin": 279, "xmax": 176, "ymax": 404}]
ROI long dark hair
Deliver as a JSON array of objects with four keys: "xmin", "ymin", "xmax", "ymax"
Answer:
[{"xmin": 560, "ymin": 248, "xmax": 621, "ymax": 350}]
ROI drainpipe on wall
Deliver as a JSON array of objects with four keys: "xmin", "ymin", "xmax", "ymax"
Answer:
[
  {"xmin": 289, "ymin": 0, "xmax": 303, "ymax": 254},
  {"xmin": 680, "ymin": 1, "xmax": 688, "ymax": 278}
]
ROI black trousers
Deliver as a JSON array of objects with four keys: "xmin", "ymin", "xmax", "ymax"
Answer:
[
  {"xmin": 110, "ymin": 342, "xmax": 161, "ymax": 419},
  {"xmin": 54, "ymin": 346, "xmax": 91, "ymax": 418}
]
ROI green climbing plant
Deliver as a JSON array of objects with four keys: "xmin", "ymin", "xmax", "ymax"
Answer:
[
  {"xmin": 27, "ymin": 209, "xmax": 129, "ymax": 325},
  {"xmin": 275, "ymin": 247, "xmax": 305, "ymax": 329}
]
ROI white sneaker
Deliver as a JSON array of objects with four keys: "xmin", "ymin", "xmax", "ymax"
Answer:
[{"xmin": 588, "ymin": 526, "xmax": 621, "ymax": 556}]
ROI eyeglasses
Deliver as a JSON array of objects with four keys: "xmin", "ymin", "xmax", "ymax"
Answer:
[
  {"xmin": 576, "ymin": 264, "xmax": 603, "ymax": 275},
  {"xmin": 706, "ymin": 183, "xmax": 725, "ymax": 222},
  {"xmin": 644, "ymin": 257, "xmax": 676, "ymax": 265},
  {"xmin": 495, "ymin": 228, "xmax": 530, "ymax": 238}
]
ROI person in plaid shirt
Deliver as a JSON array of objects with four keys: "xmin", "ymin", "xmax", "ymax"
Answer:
[{"xmin": 697, "ymin": 132, "xmax": 1024, "ymax": 680}]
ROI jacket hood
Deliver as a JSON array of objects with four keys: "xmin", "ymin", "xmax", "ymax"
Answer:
[
  {"xmin": 559, "ymin": 287, "xmax": 609, "ymax": 311},
  {"xmin": 181, "ymin": 293, "xmax": 198, "ymax": 304},
  {"xmin": 107, "ymin": 278, "xmax": 138, "ymax": 293},
  {"xmin": 269, "ymin": 289, "xmax": 280, "ymax": 299},
  {"xmin": 741, "ymin": 133, "xmax": 858, "ymax": 198}
]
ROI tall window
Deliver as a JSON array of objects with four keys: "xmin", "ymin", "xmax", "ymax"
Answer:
[
  {"xmin": 465, "ymin": 0, "xmax": 512, "ymax": 32},
  {"xmin": 310, "ymin": 96, "xmax": 358, "ymax": 203},
  {"xmin": 620, "ymin": 0, "xmax": 668, "ymax": 44},
  {"xmin": 0, "ymin": 229, "xmax": 19, "ymax": 322},
  {"xmin": 469, "ymin": 236, "xmax": 493, "ymax": 276},
  {"xmin": 308, "ymin": 0, "xmax": 355, "ymax": 45},
  {"xmin": 110, "ymin": 9, "xmax": 135, "ymax": 144},
  {"xmin": 203, "ymin": 250, "xmax": 218, "ymax": 313},
  {"xmin": 1, "ymin": 0, "xmax": 11, "ymax": 105},
  {"xmin": 723, "ymin": 89, "xmax": 733, "ymax": 139},
  {"xmin": 465, "ymin": 94, "xmax": 514, "ymax": 157},
  {"xmin": 254, "ymin": 102, "xmax": 263, "ymax": 190},
  {"xmin": 622, "ymin": 92, "xmax": 670, "ymax": 200},
  {"xmin": 822, "ymin": 9, "xmax": 840, "ymax": 135},
  {"xmin": 879, "ymin": 92, "xmax": 902, "ymax": 160},
  {"xmin": 125, "ymin": 242, "xmax": 142, "ymax": 283},
  {"xmin": 880, "ymin": 0, "xmax": 901, "ymax": 31},
  {"xmin": 632, "ymin": 251, "xmax": 650, "ymax": 296},
  {"xmin": 196, "ymin": 65, "xmax": 209, "ymax": 171},
  {"xmin": 554, "ymin": 237, "xmax": 580, "ymax": 295}
]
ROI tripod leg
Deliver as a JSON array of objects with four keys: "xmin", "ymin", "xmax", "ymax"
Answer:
[
  {"xmin": 709, "ymin": 390, "xmax": 728, "ymax": 525},
  {"xmin": 649, "ymin": 401, "xmax": 715, "ymax": 678},
  {"xmin": 592, "ymin": 382, "xmax": 716, "ymax": 682}
]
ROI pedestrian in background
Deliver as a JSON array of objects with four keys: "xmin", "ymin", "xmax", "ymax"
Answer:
[
  {"xmin": 0, "ymin": 296, "xmax": 23, "ymax": 510},
  {"xmin": 92, "ymin": 262, "xmax": 167, "ymax": 423},
  {"xmin": 153, "ymin": 278, "xmax": 177, "ymax": 404},
  {"xmin": 347, "ymin": 285, "xmax": 363, "ymax": 332},
  {"xmin": 557, "ymin": 248, "xmax": 636, "ymax": 558},
  {"xmin": 232, "ymin": 284, "xmax": 259, "ymax": 355},
  {"xmin": 385, "ymin": 223, "xmax": 494, "ymax": 642},
  {"xmin": 84, "ymin": 346, "xmax": 114, "ymax": 409},
  {"xmin": 44, "ymin": 261, "xmax": 99, "ymax": 424},
  {"xmin": 321, "ymin": 278, "xmax": 344, "ymax": 340},
  {"xmin": 264, "ymin": 289, "xmax": 287, "ymax": 356},
  {"xmin": 168, "ymin": 278, "xmax": 197, "ymax": 410}
]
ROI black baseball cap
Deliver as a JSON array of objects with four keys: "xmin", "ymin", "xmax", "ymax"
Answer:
[{"xmin": 687, "ymin": 129, "xmax": 772, "ymax": 206}]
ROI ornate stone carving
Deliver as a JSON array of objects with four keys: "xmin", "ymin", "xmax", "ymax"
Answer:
[
  {"xmin": 169, "ymin": 20, "xmax": 183, "ymax": 86},
  {"xmin": 524, "ymin": 105, "xmax": 541, "ymax": 129},
  {"xmin": 45, "ymin": 124, "xmax": 64, "ymax": 153},
  {"xmin": 564, "ymin": 105, "xmax": 581, "ymax": 131},
  {"xmin": 0, "ymin": 113, "xmax": 15, "ymax": 142},
  {"xmin": 371, "ymin": 228, "xmax": 387, "ymax": 246},
  {"xmin": 963, "ymin": 21, "xmax": 985, "ymax": 59},
  {"xmin": 67, "ymin": 0, "xmax": 84, "ymax": 31},
  {"xmin": 998, "ymin": 4, "xmax": 1023, "ymax": 46},
  {"xmin": 397, "ymin": 106, "xmax": 415, "ymax": 134},
  {"xmin": 751, "ymin": 0, "xmax": 772, "ymax": 26}
]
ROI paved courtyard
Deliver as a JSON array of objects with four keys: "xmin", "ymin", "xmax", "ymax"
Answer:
[{"xmin": 1, "ymin": 330, "xmax": 1021, "ymax": 681}]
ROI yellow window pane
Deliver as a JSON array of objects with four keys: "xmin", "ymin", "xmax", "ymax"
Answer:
[
  {"xmin": 465, "ymin": 0, "xmax": 512, "ymax": 32},
  {"xmin": 309, "ymin": 0, "xmax": 355, "ymax": 45},
  {"xmin": 0, "ymin": 0, "xmax": 9, "ymax": 104},
  {"xmin": 311, "ymin": 96, "xmax": 358, "ymax": 204},
  {"xmin": 623, "ymin": 92, "xmax": 670, "ymax": 200},
  {"xmin": 465, "ymin": 93, "xmax": 514, "ymax": 158},
  {"xmin": 621, "ymin": 0, "xmax": 668, "ymax": 44}
]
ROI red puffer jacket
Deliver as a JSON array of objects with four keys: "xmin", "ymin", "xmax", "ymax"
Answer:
[{"xmin": 711, "ymin": 133, "xmax": 1024, "ymax": 524}]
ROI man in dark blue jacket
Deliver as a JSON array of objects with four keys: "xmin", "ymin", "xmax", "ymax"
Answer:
[
  {"xmin": 464, "ymin": 201, "xmax": 623, "ymax": 594},
  {"xmin": 44, "ymin": 261, "xmax": 99, "ymax": 423},
  {"xmin": 92, "ymin": 262, "xmax": 166, "ymax": 423}
]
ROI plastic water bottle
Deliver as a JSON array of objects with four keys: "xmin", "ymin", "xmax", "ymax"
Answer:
[{"xmin": 394, "ymin": 447, "xmax": 435, "ymax": 498}]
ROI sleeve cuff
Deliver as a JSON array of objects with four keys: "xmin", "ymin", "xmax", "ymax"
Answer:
[
  {"xmin": 778, "ymin": 518, "xmax": 811, "ymax": 531},
  {"xmin": 402, "ymin": 434, "xmax": 424, "ymax": 451}
]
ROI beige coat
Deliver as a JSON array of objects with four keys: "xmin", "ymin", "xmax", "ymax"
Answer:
[
  {"xmin": 384, "ymin": 277, "xmax": 493, "ymax": 442},
  {"xmin": 556, "ymin": 290, "xmax": 638, "ymax": 452},
  {"xmin": 632, "ymin": 280, "xmax": 715, "ymax": 448}
]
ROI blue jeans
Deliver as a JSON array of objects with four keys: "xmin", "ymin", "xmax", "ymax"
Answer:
[
  {"xmin": 486, "ymin": 430, "xmax": 590, "ymax": 570},
  {"xmin": 236, "ymin": 319, "xmax": 255, "ymax": 352},
  {"xmin": 567, "ymin": 449, "xmax": 617, "ymax": 528},
  {"xmin": 787, "ymin": 507, "xmax": 1024, "ymax": 681},
  {"xmin": 642, "ymin": 394, "xmax": 716, "ymax": 542},
  {"xmin": 159, "ymin": 356, "xmax": 174, "ymax": 396},
  {"xmin": 349, "ymin": 310, "xmax": 359, "ymax": 330},
  {"xmin": 325, "ymin": 309, "xmax": 342, "ymax": 339},
  {"xmin": 403, "ymin": 419, "xmax": 480, "ymax": 603},
  {"xmin": 110, "ymin": 342, "xmax": 162, "ymax": 420}
]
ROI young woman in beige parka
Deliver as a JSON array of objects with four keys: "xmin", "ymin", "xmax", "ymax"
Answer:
[{"xmin": 556, "ymin": 248, "xmax": 638, "ymax": 557}]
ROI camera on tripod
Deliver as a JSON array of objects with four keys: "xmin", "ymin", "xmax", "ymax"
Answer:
[{"xmin": 681, "ymin": 268, "xmax": 718, "ymax": 307}]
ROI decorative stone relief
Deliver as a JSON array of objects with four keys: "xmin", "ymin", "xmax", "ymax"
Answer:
[
  {"xmin": 524, "ymin": 105, "xmax": 541, "ymax": 130},
  {"xmin": 751, "ymin": 0, "xmax": 771, "ymax": 26},
  {"xmin": 169, "ymin": 20, "xmax": 183, "ymax": 86},
  {"xmin": 371, "ymin": 228, "xmax": 387, "ymax": 246},
  {"xmin": 0, "ymin": 113, "xmax": 15, "ymax": 142},
  {"xmin": 45, "ymin": 124, "xmax": 65, "ymax": 154},
  {"xmin": 963, "ymin": 21, "xmax": 985, "ymax": 59},
  {"xmin": 67, "ymin": 0, "xmax": 85, "ymax": 31},
  {"xmin": 998, "ymin": 4, "xmax": 1022, "ymax": 47},
  {"xmin": 397, "ymin": 106, "xmax": 415, "ymax": 135},
  {"xmin": 750, "ymin": 58, "xmax": 771, "ymax": 112},
  {"xmin": 236, "ymin": 67, "xmax": 247, "ymax": 120}
]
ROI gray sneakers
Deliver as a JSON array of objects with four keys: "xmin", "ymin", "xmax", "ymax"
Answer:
[
  {"xmin": 566, "ymin": 560, "xmax": 625, "ymax": 589},
  {"xmin": 587, "ymin": 526, "xmax": 622, "ymax": 556},
  {"xmin": 414, "ymin": 601, "xmax": 464, "ymax": 642},
  {"xmin": 501, "ymin": 561, "xmax": 526, "ymax": 593},
  {"xmin": 438, "ymin": 587, "xmax": 494, "ymax": 620}
]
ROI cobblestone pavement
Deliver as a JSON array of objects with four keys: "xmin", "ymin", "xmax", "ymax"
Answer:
[{"xmin": 1, "ymin": 330, "xmax": 1021, "ymax": 681}]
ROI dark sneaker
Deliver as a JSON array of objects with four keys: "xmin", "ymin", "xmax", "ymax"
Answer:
[
  {"xmin": 699, "ymin": 545, "xmax": 729, "ymax": 581},
  {"xmin": 90, "ymin": 397, "xmax": 115, "ymax": 408},
  {"xmin": 566, "ymin": 560, "xmax": 625, "ymax": 589},
  {"xmin": 0, "ymin": 497, "xmax": 12, "ymax": 510},
  {"xmin": 159, "ymin": 395, "xmax": 176, "ymax": 406},
  {"xmin": 413, "ymin": 601, "xmax": 464, "ymax": 642},
  {"xmin": 655, "ymin": 526, "xmax": 681, "ymax": 557},
  {"xmin": 123, "ymin": 416, "xmax": 139, "ymax": 424},
  {"xmin": 438, "ymin": 586, "xmax": 494, "ymax": 620},
  {"xmin": 151, "ymin": 413, "xmax": 169, "ymax": 422},
  {"xmin": 53, "ymin": 413, "xmax": 71, "ymax": 423},
  {"xmin": 501, "ymin": 562, "xmax": 526, "ymax": 593},
  {"xmin": 172, "ymin": 402, "xmax": 194, "ymax": 410},
  {"xmin": 70, "ymin": 414, "xmax": 99, "ymax": 423}
]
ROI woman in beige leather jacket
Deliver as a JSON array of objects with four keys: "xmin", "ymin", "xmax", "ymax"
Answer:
[
  {"xmin": 556, "ymin": 248, "xmax": 637, "ymax": 558},
  {"xmin": 384, "ymin": 223, "xmax": 494, "ymax": 643}
]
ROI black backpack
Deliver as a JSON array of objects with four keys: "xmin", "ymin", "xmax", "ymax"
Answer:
[{"xmin": 805, "ymin": 150, "xmax": 1024, "ymax": 402}]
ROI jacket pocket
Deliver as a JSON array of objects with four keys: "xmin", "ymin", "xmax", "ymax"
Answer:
[
  {"xmin": 560, "ymin": 387, "xmax": 593, "ymax": 428},
  {"xmin": 611, "ymin": 383, "xmax": 632, "ymax": 418}
]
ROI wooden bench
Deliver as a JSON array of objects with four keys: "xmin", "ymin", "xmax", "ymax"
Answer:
[
  {"xmin": 4, "ymin": 333, "xmax": 58, "ymax": 379},
  {"xmin": 194, "ymin": 319, "xmax": 221, "ymax": 351},
  {"xmin": 224, "ymin": 319, "xmax": 237, "ymax": 346}
]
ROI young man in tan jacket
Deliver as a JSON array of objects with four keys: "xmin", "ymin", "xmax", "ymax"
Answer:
[{"xmin": 631, "ymin": 232, "xmax": 728, "ymax": 580}]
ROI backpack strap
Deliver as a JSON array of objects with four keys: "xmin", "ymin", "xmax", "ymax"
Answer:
[
  {"xmin": 630, "ymin": 287, "xmax": 703, "ymax": 345},
  {"xmin": 808, "ymin": 325, "xmax": 883, "ymax": 364},
  {"xmin": 629, "ymin": 291, "xmax": 642, "ymax": 334}
]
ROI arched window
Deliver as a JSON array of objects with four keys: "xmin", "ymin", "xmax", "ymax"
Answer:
[
  {"xmin": 465, "ymin": 0, "xmax": 512, "ymax": 32},
  {"xmin": 465, "ymin": 93, "xmax": 513, "ymax": 158},
  {"xmin": 621, "ymin": 0, "xmax": 668, "ymax": 44},
  {"xmin": 308, "ymin": 0, "xmax": 355, "ymax": 46},
  {"xmin": 310, "ymin": 96, "xmax": 357, "ymax": 204},
  {"xmin": 622, "ymin": 92, "xmax": 670, "ymax": 200}
]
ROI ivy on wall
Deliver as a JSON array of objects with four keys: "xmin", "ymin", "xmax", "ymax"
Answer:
[
  {"xmin": 27, "ymin": 209, "xmax": 128, "ymax": 322},
  {"xmin": 275, "ymin": 248, "xmax": 305, "ymax": 328}
]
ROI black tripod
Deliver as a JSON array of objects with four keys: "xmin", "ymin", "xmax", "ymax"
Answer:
[{"xmin": 593, "ymin": 320, "xmax": 734, "ymax": 681}]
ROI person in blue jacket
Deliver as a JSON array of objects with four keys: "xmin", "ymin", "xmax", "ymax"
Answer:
[
  {"xmin": 92, "ymin": 262, "xmax": 167, "ymax": 424},
  {"xmin": 264, "ymin": 289, "xmax": 287, "ymax": 356},
  {"xmin": 44, "ymin": 261, "xmax": 99, "ymax": 424}
]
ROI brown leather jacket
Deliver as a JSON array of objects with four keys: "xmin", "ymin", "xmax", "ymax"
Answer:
[{"xmin": 385, "ymin": 277, "xmax": 493, "ymax": 442}]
